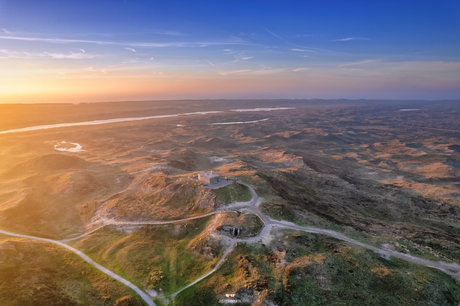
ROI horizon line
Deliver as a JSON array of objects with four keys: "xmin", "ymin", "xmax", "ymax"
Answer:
[{"xmin": 1, "ymin": 98, "xmax": 460, "ymax": 106}]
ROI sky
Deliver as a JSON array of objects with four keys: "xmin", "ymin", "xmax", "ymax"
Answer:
[{"xmin": 0, "ymin": 0, "xmax": 459, "ymax": 103}]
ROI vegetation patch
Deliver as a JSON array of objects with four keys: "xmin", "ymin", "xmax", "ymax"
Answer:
[
  {"xmin": 174, "ymin": 230, "xmax": 460, "ymax": 306},
  {"xmin": 260, "ymin": 198, "xmax": 297, "ymax": 222},
  {"xmin": 212, "ymin": 183, "xmax": 251, "ymax": 205},
  {"xmin": 0, "ymin": 238, "xmax": 146, "ymax": 306},
  {"xmin": 70, "ymin": 216, "xmax": 222, "ymax": 295},
  {"xmin": 215, "ymin": 212, "xmax": 264, "ymax": 238}
]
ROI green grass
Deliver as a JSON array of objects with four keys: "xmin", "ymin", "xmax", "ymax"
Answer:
[
  {"xmin": 259, "ymin": 196, "xmax": 297, "ymax": 222},
  {"xmin": 70, "ymin": 216, "xmax": 222, "ymax": 295},
  {"xmin": 174, "ymin": 231, "xmax": 460, "ymax": 306},
  {"xmin": 255, "ymin": 171, "xmax": 460, "ymax": 265},
  {"xmin": 0, "ymin": 238, "xmax": 147, "ymax": 306},
  {"xmin": 212, "ymin": 183, "xmax": 252, "ymax": 205},
  {"xmin": 174, "ymin": 243, "xmax": 269, "ymax": 306},
  {"xmin": 217, "ymin": 212, "xmax": 265, "ymax": 237},
  {"xmin": 281, "ymin": 231, "xmax": 460, "ymax": 306}
]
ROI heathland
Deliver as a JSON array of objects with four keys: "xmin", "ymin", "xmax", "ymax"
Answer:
[{"xmin": 0, "ymin": 99, "xmax": 459, "ymax": 305}]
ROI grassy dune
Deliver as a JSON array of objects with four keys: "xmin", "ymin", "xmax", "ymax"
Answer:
[
  {"xmin": 70, "ymin": 216, "xmax": 221, "ymax": 295},
  {"xmin": 212, "ymin": 183, "xmax": 252, "ymax": 205},
  {"xmin": 0, "ymin": 238, "xmax": 146, "ymax": 306},
  {"xmin": 174, "ymin": 231, "xmax": 460, "ymax": 306},
  {"xmin": 215, "ymin": 212, "xmax": 264, "ymax": 238}
]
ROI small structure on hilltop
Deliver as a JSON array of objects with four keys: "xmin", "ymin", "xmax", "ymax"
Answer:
[
  {"xmin": 198, "ymin": 171, "xmax": 221, "ymax": 184},
  {"xmin": 217, "ymin": 225, "xmax": 243, "ymax": 238}
]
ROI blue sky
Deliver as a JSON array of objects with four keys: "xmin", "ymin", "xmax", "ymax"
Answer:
[{"xmin": 0, "ymin": 0, "xmax": 459, "ymax": 102}]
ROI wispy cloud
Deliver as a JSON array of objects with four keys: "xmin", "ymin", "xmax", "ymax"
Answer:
[
  {"xmin": 263, "ymin": 27, "xmax": 331, "ymax": 52},
  {"xmin": 121, "ymin": 58, "xmax": 139, "ymax": 64},
  {"xmin": 291, "ymin": 48, "xmax": 312, "ymax": 52},
  {"xmin": 153, "ymin": 30, "xmax": 183, "ymax": 36},
  {"xmin": 333, "ymin": 37, "xmax": 368, "ymax": 42},
  {"xmin": 339, "ymin": 59, "xmax": 378, "ymax": 67},
  {"xmin": 125, "ymin": 47, "xmax": 137, "ymax": 52},
  {"xmin": 0, "ymin": 49, "xmax": 96, "ymax": 59},
  {"xmin": 204, "ymin": 59, "xmax": 215, "ymax": 67},
  {"xmin": 43, "ymin": 52, "xmax": 96, "ymax": 59},
  {"xmin": 2, "ymin": 29, "xmax": 12, "ymax": 34},
  {"xmin": 232, "ymin": 53, "xmax": 254, "ymax": 61},
  {"xmin": 0, "ymin": 49, "xmax": 21, "ymax": 58},
  {"xmin": 293, "ymin": 33, "xmax": 319, "ymax": 38},
  {"xmin": 219, "ymin": 68, "xmax": 286, "ymax": 76},
  {"xmin": 0, "ymin": 35, "xmax": 247, "ymax": 48},
  {"xmin": 293, "ymin": 67, "xmax": 309, "ymax": 72}
]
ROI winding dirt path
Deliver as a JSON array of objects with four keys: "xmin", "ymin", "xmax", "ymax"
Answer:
[
  {"xmin": 168, "ymin": 182, "xmax": 460, "ymax": 299},
  {"xmin": 236, "ymin": 182, "xmax": 460, "ymax": 281},
  {"xmin": 170, "ymin": 243, "xmax": 236, "ymax": 299},
  {"xmin": 0, "ymin": 229, "xmax": 156, "ymax": 306},
  {"xmin": 1, "ymin": 181, "xmax": 459, "ymax": 305},
  {"xmin": 62, "ymin": 211, "xmax": 218, "ymax": 242}
]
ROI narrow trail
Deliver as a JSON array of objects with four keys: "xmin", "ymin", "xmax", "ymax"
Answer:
[
  {"xmin": 236, "ymin": 182, "xmax": 460, "ymax": 281},
  {"xmin": 62, "ymin": 211, "xmax": 218, "ymax": 242},
  {"xmin": 0, "ymin": 229, "xmax": 156, "ymax": 306},
  {"xmin": 1, "ymin": 181, "xmax": 459, "ymax": 305},
  {"xmin": 170, "ymin": 243, "xmax": 236, "ymax": 299}
]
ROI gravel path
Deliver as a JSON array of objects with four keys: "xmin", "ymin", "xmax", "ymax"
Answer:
[
  {"xmin": 0, "ymin": 229, "xmax": 156, "ymax": 306},
  {"xmin": 62, "ymin": 211, "xmax": 218, "ymax": 242},
  {"xmin": 170, "ymin": 242, "xmax": 236, "ymax": 299},
  {"xmin": 236, "ymin": 182, "xmax": 460, "ymax": 281},
  {"xmin": 1, "ymin": 181, "xmax": 459, "ymax": 305}
]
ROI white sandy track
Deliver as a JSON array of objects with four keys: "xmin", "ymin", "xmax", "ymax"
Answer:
[
  {"xmin": 236, "ymin": 183, "xmax": 460, "ymax": 281},
  {"xmin": 1, "ymin": 182, "xmax": 459, "ymax": 305},
  {"xmin": 62, "ymin": 212, "xmax": 218, "ymax": 242},
  {"xmin": 268, "ymin": 221, "xmax": 460, "ymax": 280},
  {"xmin": 170, "ymin": 242, "xmax": 236, "ymax": 299},
  {"xmin": 0, "ymin": 229, "xmax": 156, "ymax": 306},
  {"xmin": 67, "ymin": 181, "xmax": 460, "ymax": 301}
]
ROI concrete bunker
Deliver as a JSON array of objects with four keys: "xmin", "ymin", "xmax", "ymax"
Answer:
[
  {"xmin": 217, "ymin": 225, "xmax": 243, "ymax": 238},
  {"xmin": 198, "ymin": 172, "xmax": 221, "ymax": 184}
]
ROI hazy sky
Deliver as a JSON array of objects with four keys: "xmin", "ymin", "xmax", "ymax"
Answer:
[{"xmin": 0, "ymin": 0, "xmax": 459, "ymax": 103}]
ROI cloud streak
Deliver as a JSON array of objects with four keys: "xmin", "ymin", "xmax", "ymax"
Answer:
[
  {"xmin": 293, "ymin": 67, "xmax": 309, "ymax": 72},
  {"xmin": 263, "ymin": 27, "xmax": 332, "ymax": 52},
  {"xmin": 0, "ymin": 49, "xmax": 97, "ymax": 59},
  {"xmin": 204, "ymin": 59, "xmax": 215, "ymax": 67},
  {"xmin": 218, "ymin": 68, "xmax": 286, "ymax": 76},
  {"xmin": 44, "ymin": 52, "xmax": 97, "ymax": 59},
  {"xmin": 333, "ymin": 37, "xmax": 368, "ymax": 42},
  {"xmin": 153, "ymin": 30, "xmax": 184, "ymax": 36},
  {"xmin": 339, "ymin": 59, "xmax": 378, "ymax": 67},
  {"xmin": 0, "ymin": 35, "xmax": 247, "ymax": 48}
]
